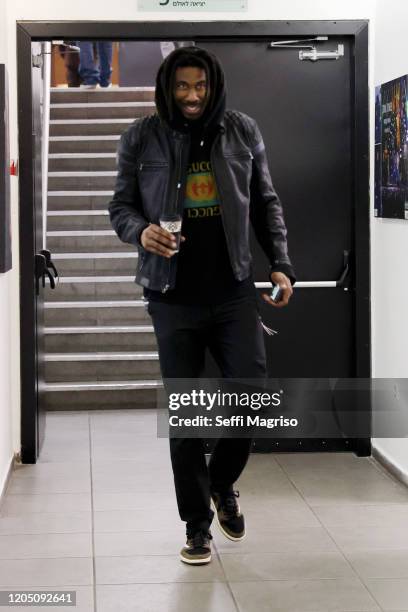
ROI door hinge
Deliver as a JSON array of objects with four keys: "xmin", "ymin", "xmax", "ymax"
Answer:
[
  {"xmin": 268, "ymin": 37, "xmax": 344, "ymax": 62},
  {"xmin": 32, "ymin": 54, "xmax": 43, "ymax": 68}
]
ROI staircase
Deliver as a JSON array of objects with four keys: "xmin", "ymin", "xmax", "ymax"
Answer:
[{"xmin": 44, "ymin": 87, "xmax": 162, "ymax": 411}]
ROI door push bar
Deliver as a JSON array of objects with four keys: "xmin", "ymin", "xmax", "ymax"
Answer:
[{"xmin": 255, "ymin": 250, "xmax": 350, "ymax": 290}]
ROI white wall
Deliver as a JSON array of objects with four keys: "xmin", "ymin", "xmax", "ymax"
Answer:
[
  {"xmin": 0, "ymin": 0, "xmax": 14, "ymax": 500},
  {"xmin": 1, "ymin": 0, "xmax": 387, "ymax": 496},
  {"xmin": 371, "ymin": 0, "xmax": 408, "ymax": 475}
]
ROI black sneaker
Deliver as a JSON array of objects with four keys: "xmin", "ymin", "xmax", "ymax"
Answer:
[
  {"xmin": 180, "ymin": 530, "xmax": 212, "ymax": 565},
  {"xmin": 211, "ymin": 489, "xmax": 245, "ymax": 541}
]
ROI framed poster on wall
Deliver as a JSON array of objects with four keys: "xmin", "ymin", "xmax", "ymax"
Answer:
[
  {"xmin": 0, "ymin": 64, "xmax": 12, "ymax": 272},
  {"xmin": 375, "ymin": 74, "xmax": 408, "ymax": 220}
]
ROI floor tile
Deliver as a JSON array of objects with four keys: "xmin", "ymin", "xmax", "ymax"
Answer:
[
  {"xmin": 90, "ymin": 458, "xmax": 172, "ymax": 477},
  {"xmin": 276, "ymin": 469, "xmax": 408, "ymax": 506},
  {"xmin": 91, "ymin": 444, "xmax": 169, "ymax": 462},
  {"xmin": 94, "ymin": 529, "xmax": 187, "ymax": 557},
  {"xmin": 44, "ymin": 418, "xmax": 89, "ymax": 431},
  {"xmin": 233, "ymin": 484, "xmax": 305, "ymax": 507},
  {"xmin": 0, "ymin": 558, "xmax": 93, "ymax": 587},
  {"xmin": 0, "ymin": 511, "xmax": 92, "ymax": 535},
  {"xmin": 91, "ymin": 472, "xmax": 174, "ymax": 495},
  {"xmin": 96, "ymin": 583, "xmax": 237, "ymax": 612},
  {"xmin": 93, "ymin": 491, "xmax": 178, "ymax": 512},
  {"xmin": 230, "ymin": 577, "xmax": 381, "ymax": 611},
  {"xmin": 37, "ymin": 445, "xmax": 90, "ymax": 464},
  {"xmin": 7, "ymin": 476, "xmax": 91, "ymax": 495},
  {"xmin": 0, "ymin": 493, "xmax": 91, "ymax": 516},
  {"xmin": 220, "ymin": 551, "xmax": 356, "ymax": 581},
  {"xmin": 90, "ymin": 410, "xmax": 159, "ymax": 436},
  {"xmin": 244, "ymin": 502, "xmax": 321, "ymax": 528},
  {"xmin": 326, "ymin": 524, "xmax": 408, "ymax": 551},
  {"xmin": 364, "ymin": 578, "xmax": 408, "ymax": 610},
  {"xmin": 0, "ymin": 533, "xmax": 92, "ymax": 559},
  {"xmin": 0, "ymin": 585, "xmax": 93, "ymax": 612},
  {"xmin": 213, "ymin": 525, "xmax": 337, "ymax": 554},
  {"xmin": 237, "ymin": 453, "xmax": 285, "ymax": 473},
  {"xmin": 313, "ymin": 504, "xmax": 408, "ymax": 527},
  {"xmin": 275, "ymin": 452, "xmax": 380, "ymax": 472},
  {"xmin": 93, "ymin": 508, "xmax": 180, "ymax": 532},
  {"xmin": 4, "ymin": 412, "xmax": 407, "ymax": 612},
  {"xmin": 345, "ymin": 549, "xmax": 408, "ymax": 579},
  {"xmin": 95, "ymin": 554, "xmax": 226, "ymax": 584},
  {"xmin": 13, "ymin": 462, "xmax": 90, "ymax": 480}
]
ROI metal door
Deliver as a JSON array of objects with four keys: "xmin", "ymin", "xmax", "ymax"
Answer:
[
  {"xmin": 19, "ymin": 41, "xmax": 58, "ymax": 462},
  {"xmin": 202, "ymin": 38, "xmax": 369, "ymax": 455}
]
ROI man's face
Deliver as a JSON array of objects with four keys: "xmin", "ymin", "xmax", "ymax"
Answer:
[{"xmin": 173, "ymin": 66, "xmax": 209, "ymax": 121}]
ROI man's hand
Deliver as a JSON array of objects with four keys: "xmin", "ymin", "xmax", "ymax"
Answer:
[
  {"xmin": 140, "ymin": 224, "xmax": 185, "ymax": 258},
  {"xmin": 261, "ymin": 271, "xmax": 293, "ymax": 308}
]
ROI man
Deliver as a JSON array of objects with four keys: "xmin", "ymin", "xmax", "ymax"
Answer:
[
  {"xmin": 78, "ymin": 41, "xmax": 113, "ymax": 89},
  {"xmin": 108, "ymin": 46, "xmax": 296, "ymax": 565}
]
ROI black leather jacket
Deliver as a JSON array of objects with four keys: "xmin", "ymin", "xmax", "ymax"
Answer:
[{"xmin": 108, "ymin": 110, "xmax": 296, "ymax": 293}]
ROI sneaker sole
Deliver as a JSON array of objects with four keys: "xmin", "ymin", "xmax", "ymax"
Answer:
[
  {"xmin": 179, "ymin": 553, "xmax": 212, "ymax": 565},
  {"xmin": 211, "ymin": 498, "xmax": 246, "ymax": 542}
]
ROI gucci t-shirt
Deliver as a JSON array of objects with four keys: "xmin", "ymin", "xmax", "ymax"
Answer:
[{"xmin": 144, "ymin": 127, "xmax": 254, "ymax": 304}]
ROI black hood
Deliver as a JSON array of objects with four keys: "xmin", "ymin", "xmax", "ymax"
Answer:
[{"xmin": 155, "ymin": 46, "xmax": 226, "ymax": 133}]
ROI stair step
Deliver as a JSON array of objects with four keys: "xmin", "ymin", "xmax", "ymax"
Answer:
[
  {"xmin": 52, "ymin": 252, "xmax": 136, "ymax": 258},
  {"xmin": 51, "ymin": 102, "xmax": 154, "ymax": 108},
  {"xmin": 44, "ymin": 299, "xmax": 151, "ymax": 326},
  {"xmin": 48, "ymin": 172, "xmax": 116, "ymax": 191},
  {"xmin": 47, "ymin": 275, "xmax": 135, "ymax": 282},
  {"xmin": 49, "ymin": 136, "xmax": 120, "ymax": 154},
  {"xmin": 46, "ymin": 232, "xmax": 130, "ymax": 253},
  {"xmin": 50, "ymin": 87, "xmax": 155, "ymax": 104},
  {"xmin": 45, "ymin": 325, "xmax": 154, "ymax": 334},
  {"xmin": 49, "ymin": 153, "xmax": 116, "ymax": 158},
  {"xmin": 44, "ymin": 276, "xmax": 141, "ymax": 301},
  {"xmin": 50, "ymin": 101, "xmax": 155, "ymax": 120},
  {"xmin": 47, "ymin": 210, "xmax": 112, "ymax": 231},
  {"xmin": 45, "ymin": 300, "xmax": 146, "ymax": 308},
  {"xmin": 44, "ymin": 351, "xmax": 161, "ymax": 383},
  {"xmin": 44, "ymin": 379, "xmax": 162, "ymax": 391},
  {"xmin": 48, "ymin": 209, "xmax": 109, "ymax": 215},
  {"xmin": 44, "ymin": 385, "xmax": 160, "ymax": 411},
  {"xmin": 51, "ymin": 252, "xmax": 138, "ymax": 275},
  {"xmin": 47, "ymin": 230, "xmax": 115, "ymax": 237},
  {"xmin": 45, "ymin": 351, "xmax": 158, "ymax": 361},
  {"xmin": 48, "ymin": 191, "xmax": 113, "ymax": 210},
  {"xmin": 50, "ymin": 119, "xmax": 138, "ymax": 137},
  {"xmin": 44, "ymin": 323, "xmax": 156, "ymax": 352},
  {"xmin": 49, "ymin": 154, "xmax": 116, "ymax": 172}
]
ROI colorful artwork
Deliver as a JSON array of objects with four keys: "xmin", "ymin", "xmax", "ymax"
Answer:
[{"xmin": 375, "ymin": 75, "xmax": 408, "ymax": 220}]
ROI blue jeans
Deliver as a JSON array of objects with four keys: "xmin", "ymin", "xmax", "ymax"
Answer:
[{"xmin": 78, "ymin": 42, "xmax": 113, "ymax": 86}]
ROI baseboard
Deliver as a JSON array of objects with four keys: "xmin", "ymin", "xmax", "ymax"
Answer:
[
  {"xmin": 0, "ymin": 455, "xmax": 16, "ymax": 514},
  {"xmin": 372, "ymin": 445, "xmax": 408, "ymax": 489}
]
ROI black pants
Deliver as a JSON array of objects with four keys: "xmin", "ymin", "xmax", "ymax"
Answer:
[{"xmin": 147, "ymin": 295, "xmax": 267, "ymax": 536}]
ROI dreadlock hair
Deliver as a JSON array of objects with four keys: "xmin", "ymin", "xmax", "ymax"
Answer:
[{"xmin": 156, "ymin": 46, "xmax": 222, "ymax": 126}]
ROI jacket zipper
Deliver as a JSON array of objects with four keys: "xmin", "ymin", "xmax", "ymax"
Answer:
[
  {"xmin": 211, "ymin": 132, "xmax": 236, "ymax": 276},
  {"xmin": 162, "ymin": 137, "xmax": 185, "ymax": 293}
]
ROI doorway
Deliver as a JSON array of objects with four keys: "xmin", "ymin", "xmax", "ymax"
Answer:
[{"xmin": 17, "ymin": 21, "xmax": 370, "ymax": 463}]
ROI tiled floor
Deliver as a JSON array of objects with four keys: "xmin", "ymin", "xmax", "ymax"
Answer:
[{"xmin": 1, "ymin": 409, "xmax": 408, "ymax": 611}]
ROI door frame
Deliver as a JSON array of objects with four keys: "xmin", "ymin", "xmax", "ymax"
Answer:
[{"xmin": 17, "ymin": 20, "xmax": 370, "ymax": 462}]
